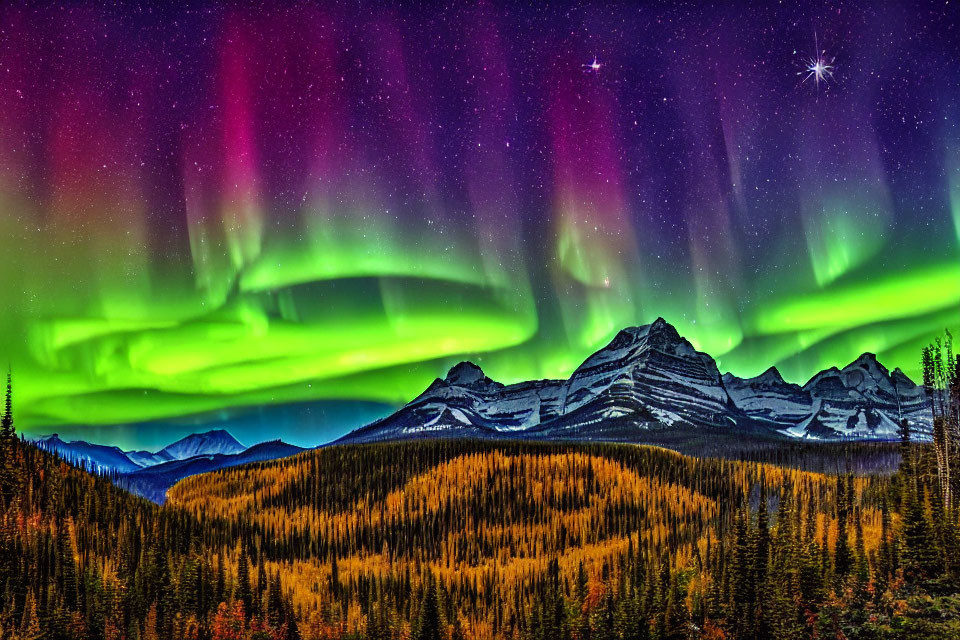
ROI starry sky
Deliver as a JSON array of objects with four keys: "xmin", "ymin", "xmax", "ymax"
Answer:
[{"xmin": 1, "ymin": 2, "xmax": 958, "ymax": 447}]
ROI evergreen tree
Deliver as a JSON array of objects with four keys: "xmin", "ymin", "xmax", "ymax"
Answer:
[
  {"xmin": 0, "ymin": 372, "xmax": 19, "ymax": 503},
  {"xmin": 451, "ymin": 614, "xmax": 466, "ymax": 640},
  {"xmin": 729, "ymin": 498, "xmax": 751, "ymax": 634},
  {"xmin": 663, "ymin": 574, "xmax": 688, "ymax": 640},
  {"xmin": 19, "ymin": 591, "xmax": 43, "ymax": 640},
  {"xmin": 412, "ymin": 573, "xmax": 442, "ymax": 640},
  {"xmin": 751, "ymin": 478, "xmax": 770, "ymax": 638},
  {"xmin": 833, "ymin": 475, "xmax": 852, "ymax": 587},
  {"xmin": 236, "ymin": 545, "xmax": 252, "ymax": 620},
  {"xmin": 902, "ymin": 484, "xmax": 938, "ymax": 579}
]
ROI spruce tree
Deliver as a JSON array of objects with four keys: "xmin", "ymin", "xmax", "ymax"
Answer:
[
  {"xmin": 0, "ymin": 372, "xmax": 18, "ymax": 504},
  {"xmin": 751, "ymin": 478, "xmax": 770, "ymax": 637},
  {"xmin": 412, "ymin": 574, "xmax": 442, "ymax": 640},
  {"xmin": 236, "ymin": 545, "xmax": 252, "ymax": 620},
  {"xmin": 833, "ymin": 475, "xmax": 852, "ymax": 587},
  {"xmin": 0, "ymin": 372, "xmax": 11, "ymax": 438},
  {"xmin": 663, "ymin": 574, "xmax": 688, "ymax": 640}
]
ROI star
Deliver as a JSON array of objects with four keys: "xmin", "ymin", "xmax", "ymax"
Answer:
[
  {"xmin": 798, "ymin": 32, "xmax": 834, "ymax": 89},
  {"xmin": 583, "ymin": 56, "xmax": 602, "ymax": 73}
]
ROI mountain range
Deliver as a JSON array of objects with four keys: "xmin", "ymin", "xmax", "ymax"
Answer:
[
  {"xmin": 33, "ymin": 429, "xmax": 247, "ymax": 473},
  {"xmin": 32, "ymin": 429, "xmax": 305, "ymax": 503},
  {"xmin": 338, "ymin": 318, "xmax": 932, "ymax": 444},
  {"xmin": 29, "ymin": 318, "xmax": 931, "ymax": 498}
]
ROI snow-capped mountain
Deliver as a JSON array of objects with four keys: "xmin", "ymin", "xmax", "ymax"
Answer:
[
  {"xmin": 159, "ymin": 429, "xmax": 246, "ymax": 460},
  {"xmin": 339, "ymin": 318, "xmax": 933, "ymax": 444},
  {"xmin": 798, "ymin": 354, "xmax": 929, "ymax": 439},
  {"xmin": 724, "ymin": 353, "xmax": 931, "ymax": 440},
  {"xmin": 722, "ymin": 367, "xmax": 812, "ymax": 430}
]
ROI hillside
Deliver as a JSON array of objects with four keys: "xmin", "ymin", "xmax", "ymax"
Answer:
[
  {"xmin": 0, "ymin": 434, "xmax": 301, "ymax": 640},
  {"xmin": 3, "ymin": 427, "xmax": 959, "ymax": 639},
  {"xmin": 166, "ymin": 438, "xmax": 960, "ymax": 639}
]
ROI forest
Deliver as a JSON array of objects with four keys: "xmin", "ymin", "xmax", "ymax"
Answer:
[{"xmin": 0, "ymin": 336, "xmax": 958, "ymax": 640}]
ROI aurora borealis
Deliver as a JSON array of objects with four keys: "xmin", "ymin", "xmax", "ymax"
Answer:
[{"xmin": 1, "ymin": 3, "xmax": 958, "ymax": 446}]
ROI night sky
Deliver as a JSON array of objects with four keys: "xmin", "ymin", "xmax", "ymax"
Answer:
[{"xmin": 1, "ymin": 2, "xmax": 958, "ymax": 447}]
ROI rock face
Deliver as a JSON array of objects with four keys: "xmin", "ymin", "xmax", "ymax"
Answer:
[
  {"xmin": 800, "ymin": 354, "xmax": 929, "ymax": 439},
  {"xmin": 724, "ymin": 353, "xmax": 930, "ymax": 440},
  {"xmin": 339, "ymin": 318, "xmax": 933, "ymax": 444},
  {"xmin": 722, "ymin": 367, "xmax": 812, "ymax": 430}
]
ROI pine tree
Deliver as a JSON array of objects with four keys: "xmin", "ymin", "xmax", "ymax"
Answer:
[
  {"xmin": 902, "ymin": 483, "xmax": 937, "ymax": 580},
  {"xmin": 0, "ymin": 372, "xmax": 19, "ymax": 504},
  {"xmin": 19, "ymin": 591, "xmax": 43, "ymax": 640},
  {"xmin": 451, "ymin": 614, "xmax": 466, "ymax": 640},
  {"xmin": 663, "ymin": 574, "xmax": 688, "ymax": 640},
  {"xmin": 751, "ymin": 478, "xmax": 770, "ymax": 638},
  {"xmin": 853, "ymin": 507, "xmax": 869, "ymax": 588},
  {"xmin": 876, "ymin": 498, "xmax": 893, "ymax": 596},
  {"xmin": 833, "ymin": 475, "xmax": 852, "ymax": 587},
  {"xmin": 236, "ymin": 545, "xmax": 252, "ymax": 620},
  {"xmin": 0, "ymin": 372, "xmax": 11, "ymax": 440},
  {"xmin": 574, "ymin": 561, "xmax": 591, "ymax": 640},
  {"xmin": 413, "ymin": 574, "xmax": 442, "ymax": 640},
  {"xmin": 143, "ymin": 603, "xmax": 160, "ymax": 640},
  {"xmin": 267, "ymin": 570, "xmax": 283, "ymax": 628},
  {"xmin": 729, "ymin": 498, "xmax": 751, "ymax": 634}
]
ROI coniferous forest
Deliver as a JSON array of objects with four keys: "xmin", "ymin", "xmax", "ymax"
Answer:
[{"xmin": 0, "ymin": 339, "xmax": 958, "ymax": 639}]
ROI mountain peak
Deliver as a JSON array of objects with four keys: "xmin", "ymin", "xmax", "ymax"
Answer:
[
  {"xmin": 843, "ymin": 352, "xmax": 890, "ymax": 375},
  {"xmin": 651, "ymin": 316, "xmax": 670, "ymax": 329},
  {"xmin": 445, "ymin": 361, "xmax": 488, "ymax": 387},
  {"xmin": 644, "ymin": 316, "xmax": 678, "ymax": 336},
  {"xmin": 610, "ymin": 317, "xmax": 683, "ymax": 351},
  {"xmin": 846, "ymin": 352, "xmax": 878, "ymax": 366},
  {"xmin": 755, "ymin": 366, "xmax": 785, "ymax": 385}
]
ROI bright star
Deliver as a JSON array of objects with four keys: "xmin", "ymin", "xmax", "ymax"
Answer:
[
  {"xmin": 583, "ymin": 56, "xmax": 602, "ymax": 73},
  {"xmin": 798, "ymin": 32, "xmax": 834, "ymax": 89}
]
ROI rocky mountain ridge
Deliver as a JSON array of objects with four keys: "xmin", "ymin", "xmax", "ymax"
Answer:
[{"xmin": 339, "ymin": 318, "xmax": 931, "ymax": 444}]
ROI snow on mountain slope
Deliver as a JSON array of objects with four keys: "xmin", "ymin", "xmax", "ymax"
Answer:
[
  {"xmin": 722, "ymin": 367, "xmax": 812, "ymax": 429},
  {"xmin": 562, "ymin": 319, "xmax": 738, "ymax": 429},
  {"xmin": 125, "ymin": 449, "xmax": 175, "ymax": 467},
  {"xmin": 797, "ymin": 354, "xmax": 930, "ymax": 439},
  {"xmin": 339, "ymin": 318, "xmax": 754, "ymax": 444},
  {"xmin": 159, "ymin": 429, "xmax": 246, "ymax": 460},
  {"xmin": 338, "ymin": 318, "xmax": 933, "ymax": 444}
]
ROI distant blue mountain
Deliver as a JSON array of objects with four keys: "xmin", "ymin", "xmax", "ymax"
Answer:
[
  {"xmin": 31, "ymin": 429, "xmax": 249, "ymax": 474},
  {"xmin": 33, "ymin": 435, "xmax": 144, "ymax": 473},
  {"xmin": 30, "ymin": 430, "xmax": 304, "ymax": 503}
]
